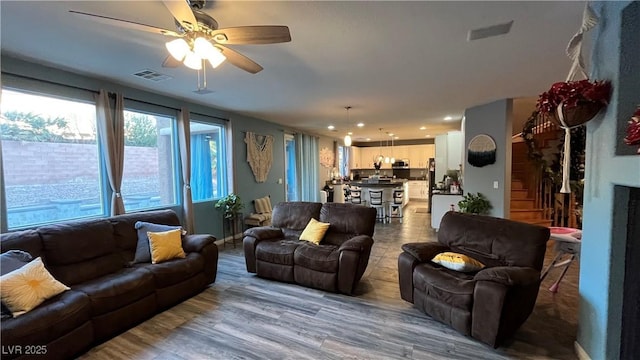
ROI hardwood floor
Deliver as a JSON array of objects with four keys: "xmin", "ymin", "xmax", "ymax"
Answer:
[{"xmin": 81, "ymin": 202, "xmax": 579, "ymax": 360}]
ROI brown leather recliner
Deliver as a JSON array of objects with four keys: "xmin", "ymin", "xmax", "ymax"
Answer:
[
  {"xmin": 398, "ymin": 211, "xmax": 549, "ymax": 347},
  {"xmin": 243, "ymin": 202, "xmax": 376, "ymax": 295}
]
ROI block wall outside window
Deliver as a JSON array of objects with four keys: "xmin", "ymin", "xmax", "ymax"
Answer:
[
  {"xmin": 0, "ymin": 89, "xmax": 104, "ymax": 228},
  {"xmin": 190, "ymin": 121, "xmax": 227, "ymax": 201}
]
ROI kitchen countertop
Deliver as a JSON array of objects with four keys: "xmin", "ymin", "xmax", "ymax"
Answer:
[
  {"xmin": 431, "ymin": 190, "xmax": 464, "ymax": 195},
  {"xmin": 350, "ymin": 179, "xmax": 408, "ymax": 187}
]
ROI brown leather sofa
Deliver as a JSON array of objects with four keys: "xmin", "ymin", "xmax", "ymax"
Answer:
[
  {"xmin": 243, "ymin": 202, "xmax": 376, "ymax": 295},
  {"xmin": 0, "ymin": 210, "xmax": 218, "ymax": 359},
  {"xmin": 398, "ymin": 211, "xmax": 549, "ymax": 347}
]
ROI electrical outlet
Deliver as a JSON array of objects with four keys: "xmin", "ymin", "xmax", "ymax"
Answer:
[
  {"xmin": 278, "ymin": 178, "xmax": 283, "ymax": 184},
  {"xmin": 493, "ymin": 181, "xmax": 499, "ymax": 189}
]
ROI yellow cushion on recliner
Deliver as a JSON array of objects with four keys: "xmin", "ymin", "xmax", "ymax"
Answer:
[
  {"xmin": 299, "ymin": 218, "xmax": 330, "ymax": 245},
  {"xmin": 431, "ymin": 252, "xmax": 485, "ymax": 272}
]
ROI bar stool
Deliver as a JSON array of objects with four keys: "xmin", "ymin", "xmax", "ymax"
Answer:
[
  {"xmin": 349, "ymin": 186, "xmax": 363, "ymax": 205},
  {"xmin": 368, "ymin": 189, "xmax": 386, "ymax": 223},
  {"xmin": 387, "ymin": 188, "xmax": 404, "ymax": 223}
]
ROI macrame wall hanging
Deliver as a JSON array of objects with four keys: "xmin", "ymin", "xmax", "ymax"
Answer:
[
  {"xmin": 245, "ymin": 132, "xmax": 274, "ymax": 183},
  {"xmin": 467, "ymin": 134, "xmax": 496, "ymax": 167}
]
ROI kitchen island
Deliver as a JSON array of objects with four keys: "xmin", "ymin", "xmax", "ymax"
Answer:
[{"xmin": 349, "ymin": 179, "xmax": 409, "ymax": 207}]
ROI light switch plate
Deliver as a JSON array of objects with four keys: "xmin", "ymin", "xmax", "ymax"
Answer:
[{"xmin": 493, "ymin": 181, "xmax": 499, "ymax": 189}]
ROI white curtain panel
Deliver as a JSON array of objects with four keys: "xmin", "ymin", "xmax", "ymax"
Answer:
[
  {"xmin": 177, "ymin": 107, "xmax": 195, "ymax": 233},
  {"xmin": 295, "ymin": 133, "xmax": 320, "ymax": 202},
  {"xmin": 95, "ymin": 90, "xmax": 125, "ymax": 215}
]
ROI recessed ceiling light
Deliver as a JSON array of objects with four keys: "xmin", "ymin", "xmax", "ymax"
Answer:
[
  {"xmin": 425, "ymin": 134, "xmax": 431, "ymax": 137},
  {"xmin": 348, "ymin": 132, "xmax": 353, "ymax": 135},
  {"xmin": 366, "ymin": 138, "xmax": 371, "ymax": 141},
  {"xmin": 394, "ymin": 136, "xmax": 399, "ymax": 139},
  {"xmin": 444, "ymin": 116, "xmax": 453, "ymax": 121},
  {"xmin": 389, "ymin": 133, "xmax": 394, "ymax": 136},
  {"xmin": 328, "ymin": 125, "xmax": 335, "ymax": 130},
  {"xmin": 357, "ymin": 122, "xmax": 365, "ymax": 127},
  {"xmin": 419, "ymin": 126, "xmax": 426, "ymax": 130}
]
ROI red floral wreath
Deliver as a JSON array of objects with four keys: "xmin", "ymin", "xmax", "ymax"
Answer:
[{"xmin": 624, "ymin": 105, "xmax": 640, "ymax": 154}]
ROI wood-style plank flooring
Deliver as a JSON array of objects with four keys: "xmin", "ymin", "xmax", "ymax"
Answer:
[{"xmin": 81, "ymin": 202, "xmax": 579, "ymax": 359}]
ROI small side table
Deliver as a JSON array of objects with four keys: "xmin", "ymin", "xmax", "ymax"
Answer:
[
  {"xmin": 221, "ymin": 216, "xmax": 243, "ymax": 249},
  {"xmin": 541, "ymin": 227, "xmax": 582, "ymax": 293}
]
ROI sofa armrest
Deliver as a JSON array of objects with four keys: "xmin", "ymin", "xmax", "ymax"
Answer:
[
  {"xmin": 182, "ymin": 234, "xmax": 216, "ymax": 253},
  {"xmin": 243, "ymin": 227, "xmax": 284, "ymax": 241},
  {"xmin": 474, "ymin": 266, "xmax": 540, "ymax": 286},
  {"xmin": 338, "ymin": 235, "xmax": 373, "ymax": 253},
  {"xmin": 401, "ymin": 242, "xmax": 449, "ymax": 263}
]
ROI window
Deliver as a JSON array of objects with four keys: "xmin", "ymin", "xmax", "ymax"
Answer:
[
  {"xmin": 339, "ymin": 145, "xmax": 350, "ymax": 177},
  {"xmin": 121, "ymin": 110, "xmax": 177, "ymax": 211},
  {"xmin": 190, "ymin": 121, "xmax": 227, "ymax": 201},
  {"xmin": 1, "ymin": 89, "xmax": 103, "ymax": 228}
]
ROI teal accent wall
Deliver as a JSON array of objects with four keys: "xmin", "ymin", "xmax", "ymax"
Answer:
[
  {"xmin": 463, "ymin": 99, "xmax": 513, "ymax": 218},
  {"xmin": 578, "ymin": 2, "xmax": 640, "ymax": 359}
]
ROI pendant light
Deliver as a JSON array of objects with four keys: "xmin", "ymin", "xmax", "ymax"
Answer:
[
  {"xmin": 344, "ymin": 106, "xmax": 352, "ymax": 146},
  {"xmin": 390, "ymin": 134, "xmax": 396, "ymax": 164}
]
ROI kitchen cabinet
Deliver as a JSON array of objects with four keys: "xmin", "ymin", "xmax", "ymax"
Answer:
[
  {"xmin": 407, "ymin": 144, "xmax": 435, "ymax": 168},
  {"xmin": 349, "ymin": 146, "xmax": 361, "ymax": 169},
  {"xmin": 407, "ymin": 180, "xmax": 428, "ymax": 200},
  {"xmin": 447, "ymin": 131, "xmax": 463, "ymax": 170}
]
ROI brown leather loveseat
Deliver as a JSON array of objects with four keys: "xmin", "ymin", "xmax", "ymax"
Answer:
[
  {"xmin": 398, "ymin": 211, "xmax": 549, "ymax": 347},
  {"xmin": 0, "ymin": 210, "xmax": 218, "ymax": 359},
  {"xmin": 243, "ymin": 202, "xmax": 376, "ymax": 295}
]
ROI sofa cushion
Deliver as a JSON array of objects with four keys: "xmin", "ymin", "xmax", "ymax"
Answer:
[
  {"xmin": 431, "ymin": 252, "xmax": 485, "ymax": 273},
  {"xmin": 39, "ymin": 220, "xmax": 123, "ymax": 285},
  {"xmin": 1, "ymin": 250, "xmax": 33, "ymax": 318},
  {"xmin": 110, "ymin": 210, "xmax": 182, "ymax": 261},
  {"xmin": 256, "ymin": 239, "xmax": 303, "ymax": 266},
  {"xmin": 133, "ymin": 221, "xmax": 184, "ymax": 264},
  {"xmin": 272, "ymin": 202, "xmax": 322, "ymax": 239},
  {"xmin": 413, "ymin": 264, "xmax": 476, "ymax": 310},
  {"xmin": 0, "ymin": 290, "xmax": 90, "ymax": 348},
  {"xmin": 299, "ymin": 218, "xmax": 330, "ymax": 245},
  {"xmin": 73, "ymin": 268, "xmax": 155, "ymax": 316},
  {"xmin": 0, "ymin": 257, "xmax": 70, "ymax": 317},
  {"xmin": 294, "ymin": 243, "xmax": 340, "ymax": 273},
  {"xmin": 138, "ymin": 252, "xmax": 204, "ymax": 288},
  {"xmin": 1, "ymin": 229, "xmax": 45, "ymax": 260},
  {"xmin": 148, "ymin": 229, "xmax": 186, "ymax": 264},
  {"xmin": 320, "ymin": 203, "xmax": 376, "ymax": 246}
]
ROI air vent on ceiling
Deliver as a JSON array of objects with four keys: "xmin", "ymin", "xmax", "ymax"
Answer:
[
  {"xmin": 132, "ymin": 69, "xmax": 172, "ymax": 82},
  {"xmin": 467, "ymin": 20, "xmax": 514, "ymax": 41}
]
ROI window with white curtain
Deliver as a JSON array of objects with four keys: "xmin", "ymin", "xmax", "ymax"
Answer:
[
  {"xmin": 121, "ymin": 109, "xmax": 178, "ymax": 212},
  {"xmin": 189, "ymin": 121, "xmax": 227, "ymax": 201},
  {"xmin": 0, "ymin": 88, "xmax": 104, "ymax": 228}
]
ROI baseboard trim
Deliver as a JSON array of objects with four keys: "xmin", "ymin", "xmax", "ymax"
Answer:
[{"xmin": 575, "ymin": 341, "xmax": 591, "ymax": 360}]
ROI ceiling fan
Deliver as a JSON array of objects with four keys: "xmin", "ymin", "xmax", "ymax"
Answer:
[{"xmin": 69, "ymin": 0, "xmax": 291, "ymax": 75}]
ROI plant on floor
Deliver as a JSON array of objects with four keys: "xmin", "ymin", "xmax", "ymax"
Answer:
[
  {"xmin": 457, "ymin": 192, "xmax": 492, "ymax": 215},
  {"xmin": 215, "ymin": 193, "xmax": 244, "ymax": 219}
]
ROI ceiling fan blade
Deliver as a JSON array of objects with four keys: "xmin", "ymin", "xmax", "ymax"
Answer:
[
  {"xmin": 162, "ymin": 0, "xmax": 198, "ymax": 31},
  {"xmin": 210, "ymin": 26, "xmax": 291, "ymax": 45},
  {"xmin": 215, "ymin": 45, "xmax": 263, "ymax": 74},
  {"xmin": 69, "ymin": 10, "xmax": 181, "ymax": 37},
  {"xmin": 162, "ymin": 55, "xmax": 182, "ymax": 68}
]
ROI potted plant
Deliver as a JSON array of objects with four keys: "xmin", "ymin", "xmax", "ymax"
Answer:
[
  {"xmin": 457, "ymin": 192, "xmax": 492, "ymax": 215},
  {"xmin": 214, "ymin": 193, "xmax": 244, "ymax": 220},
  {"xmin": 536, "ymin": 79, "xmax": 612, "ymax": 127}
]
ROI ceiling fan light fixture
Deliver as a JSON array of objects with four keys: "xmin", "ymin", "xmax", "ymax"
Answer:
[
  {"xmin": 194, "ymin": 37, "xmax": 226, "ymax": 68},
  {"xmin": 166, "ymin": 38, "xmax": 190, "ymax": 61},
  {"xmin": 183, "ymin": 50, "xmax": 203, "ymax": 70}
]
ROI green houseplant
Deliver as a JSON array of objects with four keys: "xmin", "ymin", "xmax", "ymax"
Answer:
[
  {"xmin": 214, "ymin": 193, "xmax": 244, "ymax": 219},
  {"xmin": 457, "ymin": 192, "xmax": 492, "ymax": 215}
]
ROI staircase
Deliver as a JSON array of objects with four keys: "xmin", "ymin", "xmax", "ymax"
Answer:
[
  {"xmin": 509, "ymin": 138, "xmax": 556, "ymax": 227},
  {"xmin": 510, "ymin": 141, "xmax": 552, "ymax": 226}
]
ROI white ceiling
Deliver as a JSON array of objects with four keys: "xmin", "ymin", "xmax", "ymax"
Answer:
[{"xmin": 0, "ymin": 1, "xmax": 587, "ymax": 142}]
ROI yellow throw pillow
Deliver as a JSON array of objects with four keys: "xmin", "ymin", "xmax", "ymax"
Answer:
[
  {"xmin": 299, "ymin": 218, "xmax": 330, "ymax": 245},
  {"xmin": 431, "ymin": 252, "xmax": 485, "ymax": 273},
  {"xmin": 0, "ymin": 257, "xmax": 70, "ymax": 317},
  {"xmin": 147, "ymin": 229, "xmax": 186, "ymax": 264}
]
